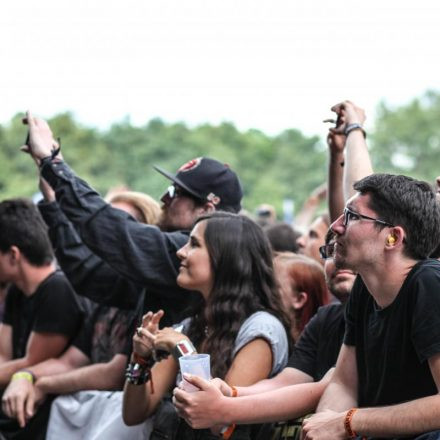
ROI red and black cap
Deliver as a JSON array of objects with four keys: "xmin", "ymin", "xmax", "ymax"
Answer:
[{"xmin": 154, "ymin": 157, "xmax": 243, "ymax": 213}]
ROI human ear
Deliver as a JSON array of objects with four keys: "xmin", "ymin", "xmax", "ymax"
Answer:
[{"xmin": 292, "ymin": 291, "xmax": 308, "ymax": 310}]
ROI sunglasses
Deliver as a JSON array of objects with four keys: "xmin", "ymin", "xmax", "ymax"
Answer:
[
  {"xmin": 343, "ymin": 207, "xmax": 394, "ymax": 228},
  {"xmin": 165, "ymin": 185, "xmax": 193, "ymax": 200},
  {"xmin": 319, "ymin": 243, "xmax": 335, "ymax": 259}
]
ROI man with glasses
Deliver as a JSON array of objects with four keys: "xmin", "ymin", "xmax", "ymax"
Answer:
[
  {"xmin": 303, "ymin": 173, "xmax": 440, "ymax": 440},
  {"xmin": 21, "ymin": 113, "xmax": 243, "ymax": 326}
]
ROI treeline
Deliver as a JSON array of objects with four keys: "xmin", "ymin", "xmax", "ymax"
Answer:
[{"xmin": 1, "ymin": 90, "xmax": 439, "ymax": 215}]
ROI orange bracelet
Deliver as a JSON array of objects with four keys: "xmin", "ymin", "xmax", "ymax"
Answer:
[
  {"xmin": 344, "ymin": 408, "xmax": 358, "ymax": 438},
  {"xmin": 220, "ymin": 386, "xmax": 238, "ymax": 438},
  {"xmin": 221, "ymin": 423, "xmax": 236, "ymax": 439}
]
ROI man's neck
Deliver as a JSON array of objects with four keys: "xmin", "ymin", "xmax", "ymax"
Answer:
[
  {"xmin": 14, "ymin": 261, "xmax": 56, "ymax": 296},
  {"xmin": 359, "ymin": 256, "xmax": 419, "ymax": 309}
]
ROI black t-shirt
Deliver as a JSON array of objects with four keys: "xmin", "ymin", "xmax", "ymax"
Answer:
[
  {"xmin": 3, "ymin": 270, "xmax": 84, "ymax": 359},
  {"xmin": 72, "ymin": 304, "xmax": 136, "ymax": 363},
  {"xmin": 287, "ymin": 303, "xmax": 345, "ymax": 381},
  {"xmin": 344, "ymin": 259, "xmax": 440, "ymax": 407}
]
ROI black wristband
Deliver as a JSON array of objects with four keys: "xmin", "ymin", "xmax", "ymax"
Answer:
[{"xmin": 125, "ymin": 362, "xmax": 151, "ymax": 385}]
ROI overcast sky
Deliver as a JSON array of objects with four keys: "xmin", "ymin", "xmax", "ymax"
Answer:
[{"xmin": 1, "ymin": 0, "xmax": 439, "ymax": 139}]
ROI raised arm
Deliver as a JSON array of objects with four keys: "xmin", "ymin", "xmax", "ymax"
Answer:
[
  {"xmin": 38, "ymin": 198, "xmax": 142, "ymax": 310},
  {"xmin": 326, "ymin": 131, "xmax": 346, "ymax": 222},
  {"xmin": 22, "ymin": 112, "xmax": 198, "ymax": 323},
  {"xmin": 295, "ymin": 183, "xmax": 327, "ymax": 230},
  {"xmin": 330, "ymin": 101, "xmax": 373, "ymax": 201}
]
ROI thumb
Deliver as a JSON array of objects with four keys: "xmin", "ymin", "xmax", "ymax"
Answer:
[{"xmin": 183, "ymin": 373, "xmax": 211, "ymax": 391}]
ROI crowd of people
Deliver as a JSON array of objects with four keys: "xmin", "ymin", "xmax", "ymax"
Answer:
[{"xmin": 0, "ymin": 100, "xmax": 439, "ymax": 440}]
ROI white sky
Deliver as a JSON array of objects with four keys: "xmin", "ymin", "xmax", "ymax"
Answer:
[{"xmin": 1, "ymin": 0, "xmax": 439, "ymax": 139}]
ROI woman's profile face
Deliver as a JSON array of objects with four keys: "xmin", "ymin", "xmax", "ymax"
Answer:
[{"xmin": 176, "ymin": 220, "xmax": 213, "ymax": 298}]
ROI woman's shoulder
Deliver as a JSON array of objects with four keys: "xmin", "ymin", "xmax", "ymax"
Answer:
[
  {"xmin": 240, "ymin": 310, "xmax": 284, "ymax": 330},
  {"xmin": 234, "ymin": 311, "xmax": 289, "ymax": 375}
]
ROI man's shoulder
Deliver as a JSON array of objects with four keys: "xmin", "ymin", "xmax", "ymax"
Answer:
[
  {"xmin": 37, "ymin": 270, "xmax": 75, "ymax": 294},
  {"xmin": 403, "ymin": 259, "xmax": 440, "ymax": 291},
  {"xmin": 314, "ymin": 303, "xmax": 345, "ymax": 323}
]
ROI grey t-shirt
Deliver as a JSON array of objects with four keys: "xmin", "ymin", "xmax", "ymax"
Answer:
[{"xmin": 179, "ymin": 311, "xmax": 288, "ymax": 377}]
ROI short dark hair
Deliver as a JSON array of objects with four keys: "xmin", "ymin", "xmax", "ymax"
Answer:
[
  {"xmin": 353, "ymin": 174, "xmax": 440, "ymax": 260},
  {"xmin": 264, "ymin": 222, "xmax": 301, "ymax": 253},
  {"xmin": 0, "ymin": 199, "xmax": 54, "ymax": 266}
]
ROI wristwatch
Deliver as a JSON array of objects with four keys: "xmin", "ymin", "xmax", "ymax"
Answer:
[{"xmin": 172, "ymin": 339, "xmax": 196, "ymax": 361}]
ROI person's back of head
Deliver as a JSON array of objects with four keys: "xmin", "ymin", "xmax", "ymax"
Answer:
[
  {"xmin": 255, "ymin": 204, "xmax": 277, "ymax": 227},
  {"xmin": 0, "ymin": 198, "xmax": 54, "ymax": 269},
  {"xmin": 354, "ymin": 174, "xmax": 440, "ymax": 260},
  {"xmin": 264, "ymin": 222, "xmax": 301, "ymax": 253},
  {"xmin": 274, "ymin": 252, "xmax": 329, "ymax": 341},
  {"xmin": 106, "ymin": 191, "xmax": 161, "ymax": 225}
]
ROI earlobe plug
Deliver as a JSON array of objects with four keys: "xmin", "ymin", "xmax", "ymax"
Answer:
[{"xmin": 387, "ymin": 235, "xmax": 396, "ymax": 245}]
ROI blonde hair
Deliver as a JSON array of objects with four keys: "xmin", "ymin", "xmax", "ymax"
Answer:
[{"xmin": 106, "ymin": 191, "xmax": 161, "ymax": 225}]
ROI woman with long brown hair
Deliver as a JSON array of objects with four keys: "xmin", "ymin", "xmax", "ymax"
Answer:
[{"xmin": 123, "ymin": 212, "xmax": 290, "ymax": 439}]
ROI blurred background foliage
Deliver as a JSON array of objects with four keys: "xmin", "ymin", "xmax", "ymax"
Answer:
[{"xmin": 1, "ymin": 90, "xmax": 439, "ymax": 217}]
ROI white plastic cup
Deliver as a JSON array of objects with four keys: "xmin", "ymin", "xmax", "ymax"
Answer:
[{"xmin": 178, "ymin": 353, "xmax": 211, "ymax": 392}]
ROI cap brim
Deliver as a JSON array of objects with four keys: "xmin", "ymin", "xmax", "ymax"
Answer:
[{"xmin": 153, "ymin": 165, "xmax": 204, "ymax": 200}]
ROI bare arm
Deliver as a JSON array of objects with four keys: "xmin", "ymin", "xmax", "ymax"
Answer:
[
  {"xmin": 295, "ymin": 183, "xmax": 327, "ymax": 230},
  {"xmin": 175, "ymin": 368, "xmax": 332, "ymax": 428},
  {"xmin": 330, "ymin": 101, "xmax": 373, "ymax": 201},
  {"xmin": 0, "ymin": 324, "xmax": 13, "ymax": 364},
  {"xmin": 37, "ymin": 353, "xmax": 127, "ymax": 395},
  {"xmin": 122, "ymin": 311, "xmax": 176, "ymax": 426},
  {"xmin": 327, "ymin": 132, "xmax": 346, "ymax": 222},
  {"xmin": 123, "ymin": 334, "xmax": 274, "ymax": 427},
  {"xmin": 1, "ymin": 346, "xmax": 89, "ymax": 427},
  {"xmin": 316, "ymin": 344, "xmax": 358, "ymax": 412},
  {"xmin": 235, "ymin": 366, "xmax": 312, "ymax": 397},
  {"xmin": 0, "ymin": 331, "xmax": 70, "ymax": 386},
  {"xmin": 348, "ymin": 353, "xmax": 440, "ymax": 438},
  {"xmin": 303, "ymin": 351, "xmax": 440, "ymax": 439}
]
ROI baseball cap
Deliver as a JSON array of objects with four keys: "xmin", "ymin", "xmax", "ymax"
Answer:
[{"xmin": 154, "ymin": 157, "xmax": 243, "ymax": 213}]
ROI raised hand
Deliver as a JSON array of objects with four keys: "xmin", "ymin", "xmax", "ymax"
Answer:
[
  {"xmin": 21, "ymin": 111, "xmax": 60, "ymax": 164},
  {"xmin": 154, "ymin": 327, "xmax": 190, "ymax": 353},
  {"xmin": 330, "ymin": 101, "xmax": 366, "ymax": 133},
  {"xmin": 132, "ymin": 310, "xmax": 164, "ymax": 359}
]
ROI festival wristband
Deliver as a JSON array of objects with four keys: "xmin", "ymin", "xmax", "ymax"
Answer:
[{"xmin": 11, "ymin": 370, "xmax": 35, "ymax": 384}]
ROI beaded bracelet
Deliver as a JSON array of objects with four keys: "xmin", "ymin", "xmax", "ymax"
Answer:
[{"xmin": 344, "ymin": 408, "xmax": 358, "ymax": 438}]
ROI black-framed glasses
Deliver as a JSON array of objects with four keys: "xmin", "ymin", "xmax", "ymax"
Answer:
[
  {"xmin": 343, "ymin": 207, "xmax": 394, "ymax": 228},
  {"xmin": 319, "ymin": 243, "xmax": 335, "ymax": 259}
]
